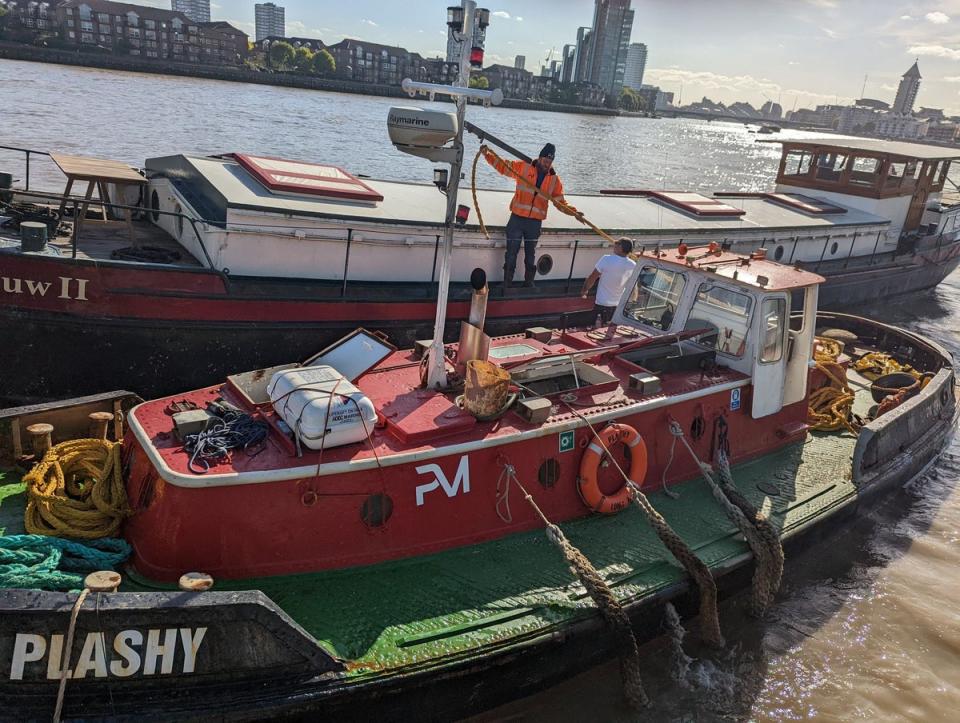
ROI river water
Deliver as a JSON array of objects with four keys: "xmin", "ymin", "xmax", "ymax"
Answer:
[{"xmin": 3, "ymin": 59, "xmax": 958, "ymax": 721}]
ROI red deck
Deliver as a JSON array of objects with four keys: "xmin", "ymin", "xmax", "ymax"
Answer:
[{"xmin": 124, "ymin": 327, "xmax": 809, "ymax": 583}]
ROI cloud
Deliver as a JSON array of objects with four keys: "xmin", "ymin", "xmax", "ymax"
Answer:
[
  {"xmin": 880, "ymin": 83, "xmax": 897, "ymax": 91},
  {"xmin": 945, "ymin": 76, "xmax": 960, "ymax": 82},
  {"xmin": 492, "ymin": 11, "xmax": 510, "ymax": 19},
  {"xmin": 361, "ymin": 19, "xmax": 378, "ymax": 27},
  {"xmin": 516, "ymin": 16, "xmax": 524, "ymax": 22},
  {"xmin": 285, "ymin": 20, "xmax": 327, "ymax": 37},
  {"xmin": 788, "ymin": 60, "xmax": 800, "ymax": 65},
  {"xmin": 909, "ymin": 43, "xmax": 960, "ymax": 59},
  {"xmin": 806, "ymin": 0, "xmax": 837, "ymax": 7},
  {"xmin": 820, "ymin": 26, "xmax": 840, "ymax": 39},
  {"xmin": 900, "ymin": 14, "xmax": 912, "ymax": 20},
  {"xmin": 925, "ymin": 11, "xmax": 950, "ymax": 24}
]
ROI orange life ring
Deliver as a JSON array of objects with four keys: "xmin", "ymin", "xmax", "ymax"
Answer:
[{"xmin": 577, "ymin": 423, "xmax": 648, "ymax": 514}]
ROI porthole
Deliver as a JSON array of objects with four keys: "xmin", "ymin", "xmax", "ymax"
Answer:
[
  {"xmin": 830, "ymin": 241, "xmax": 839, "ymax": 255},
  {"xmin": 538, "ymin": 458, "xmax": 560, "ymax": 488},
  {"xmin": 174, "ymin": 203, "xmax": 183, "ymax": 238},
  {"xmin": 361, "ymin": 493, "xmax": 393, "ymax": 528},
  {"xmin": 536, "ymin": 254, "xmax": 553, "ymax": 276},
  {"xmin": 774, "ymin": 245, "xmax": 784, "ymax": 261},
  {"xmin": 150, "ymin": 190, "xmax": 160, "ymax": 222}
]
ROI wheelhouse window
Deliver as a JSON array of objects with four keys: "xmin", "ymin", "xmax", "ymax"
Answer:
[
  {"xmin": 849, "ymin": 156, "xmax": 881, "ymax": 187},
  {"xmin": 782, "ymin": 150, "xmax": 812, "ymax": 177},
  {"xmin": 814, "ymin": 152, "xmax": 847, "ymax": 182},
  {"xmin": 624, "ymin": 266, "xmax": 686, "ymax": 330},
  {"xmin": 759, "ymin": 297, "xmax": 786, "ymax": 362},
  {"xmin": 686, "ymin": 284, "xmax": 753, "ymax": 358}
]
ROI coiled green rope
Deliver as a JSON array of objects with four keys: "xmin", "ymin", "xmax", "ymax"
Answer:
[{"xmin": 0, "ymin": 534, "xmax": 130, "ymax": 590}]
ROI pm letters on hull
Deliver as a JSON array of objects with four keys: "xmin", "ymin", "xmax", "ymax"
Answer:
[{"xmin": 415, "ymin": 456, "xmax": 470, "ymax": 506}]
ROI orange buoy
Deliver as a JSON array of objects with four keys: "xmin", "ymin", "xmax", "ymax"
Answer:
[{"xmin": 577, "ymin": 423, "xmax": 648, "ymax": 514}]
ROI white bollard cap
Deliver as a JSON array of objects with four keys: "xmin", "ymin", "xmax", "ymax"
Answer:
[
  {"xmin": 85, "ymin": 570, "xmax": 122, "ymax": 592},
  {"xmin": 178, "ymin": 572, "xmax": 214, "ymax": 592}
]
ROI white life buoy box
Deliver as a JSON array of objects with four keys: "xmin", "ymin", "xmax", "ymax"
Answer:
[{"xmin": 267, "ymin": 365, "xmax": 377, "ymax": 450}]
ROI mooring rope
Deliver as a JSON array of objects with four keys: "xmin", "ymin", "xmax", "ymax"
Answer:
[
  {"xmin": 668, "ymin": 421, "xmax": 783, "ymax": 616},
  {"xmin": 549, "ymin": 402, "xmax": 725, "ymax": 648},
  {"xmin": 499, "ymin": 462, "xmax": 648, "ymax": 710},
  {"xmin": 716, "ymin": 449, "xmax": 784, "ymax": 615},
  {"xmin": 24, "ymin": 439, "xmax": 129, "ymax": 539}
]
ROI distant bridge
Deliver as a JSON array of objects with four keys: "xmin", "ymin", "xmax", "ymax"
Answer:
[{"xmin": 658, "ymin": 108, "xmax": 825, "ymax": 130}]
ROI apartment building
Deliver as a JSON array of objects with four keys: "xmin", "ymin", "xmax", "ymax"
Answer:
[{"xmin": 57, "ymin": 0, "xmax": 200, "ymax": 61}]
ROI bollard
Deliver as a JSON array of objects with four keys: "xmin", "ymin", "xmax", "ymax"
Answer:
[
  {"xmin": 25, "ymin": 423, "xmax": 54, "ymax": 456},
  {"xmin": 84, "ymin": 571, "xmax": 122, "ymax": 592},
  {"xmin": 179, "ymin": 572, "xmax": 215, "ymax": 592},
  {"xmin": 88, "ymin": 411, "xmax": 114, "ymax": 440}
]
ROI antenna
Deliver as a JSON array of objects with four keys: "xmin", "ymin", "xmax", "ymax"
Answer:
[{"xmin": 860, "ymin": 74, "xmax": 867, "ymax": 99}]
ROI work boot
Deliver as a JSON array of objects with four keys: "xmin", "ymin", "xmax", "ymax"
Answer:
[
  {"xmin": 522, "ymin": 269, "xmax": 536, "ymax": 288},
  {"xmin": 503, "ymin": 265, "xmax": 516, "ymax": 293}
]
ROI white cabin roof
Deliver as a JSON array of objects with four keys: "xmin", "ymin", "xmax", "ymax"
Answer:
[{"xmin": 146, "ymin": 153, "xmax": 891, "ymax": 235}]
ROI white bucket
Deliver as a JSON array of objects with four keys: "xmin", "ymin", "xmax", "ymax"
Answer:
[{"xmin": 267, "ymin": 365, "xmax": 377, "ymax": 450}]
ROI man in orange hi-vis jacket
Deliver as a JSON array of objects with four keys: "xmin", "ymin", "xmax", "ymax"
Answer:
[{"xmin": 482, "ymin": 143, "xmax": 581, "ymax": 288}]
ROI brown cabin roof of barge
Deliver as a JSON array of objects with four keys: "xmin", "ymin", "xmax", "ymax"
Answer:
[
  {"xmin": 640, "ymin": 245, "xmax": 825, "ymax": 291},
  {"xmin": 760, "ymin": 137, "xmax": 960, "ymax": 161}
]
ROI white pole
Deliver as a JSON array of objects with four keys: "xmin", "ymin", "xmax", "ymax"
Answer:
[{"xmin": 426, "ymin": 0, "xmax": 475, "ymax": 389}]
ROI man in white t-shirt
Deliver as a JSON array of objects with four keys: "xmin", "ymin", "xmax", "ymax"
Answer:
[{"xmin": 580, "ymin": 238, "xmax": 636, "ymax": 323}]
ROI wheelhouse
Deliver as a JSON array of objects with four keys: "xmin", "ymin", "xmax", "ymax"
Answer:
[{"xmin": 613, "ymin": 245, "xmax": 824, "ymax": 419}]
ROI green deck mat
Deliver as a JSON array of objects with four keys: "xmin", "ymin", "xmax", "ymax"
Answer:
[{"xmin": 1, "ymin": 427, "xmax": 859, "ymax": 676}]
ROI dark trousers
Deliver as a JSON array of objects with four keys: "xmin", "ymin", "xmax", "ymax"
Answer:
[
  {"xmin": 504, "ymin": 213, "xmax": 542, "ymax": 283},
  {"xmin": 594, "ymin": 304, "xmax": 616, "ymax": 323}
]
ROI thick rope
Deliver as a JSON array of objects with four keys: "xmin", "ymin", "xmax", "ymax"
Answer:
[
  {"xmin": 24, "ymin": 439, "xmax": 130, "ymax": 539},
  {"xmin": 502, "ymin": 464, "xmax": 648, "ymax": 710},
  {"xmin": 808, "ymin": 337, "xmax": 861, "ymax": 435},
  {"xmin": 477, "ymin": 145, "xmax": 619, "ymax": 243},
  {"xmin": 668, "ymin": 421, "xmax": 780, "ymax": 615},
  {"xmin": 716, "ymin": 450, "xmax": 784, "ymax": 615},
  {"xmin": 564, "ymin": 415, "xmax": 725, "ymax": 648},
  {"xmin": 53, "ymin": 587, "xmax": 90, "ymax": 722},
  {"xmin": 471, "ymin": 147, "xmax": 491, "ymax": 239},
  {"xmin": 0, "ymin": 534, "xmax": 130, "ymax": 590}
]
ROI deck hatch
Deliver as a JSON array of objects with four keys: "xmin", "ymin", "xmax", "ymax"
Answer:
[
  {"xmin": 647, "ymin": 191, "xmax": 746, "ymax": 217},
  {"xmin": 232, "ymin": 153, "xmax": 384, "ymax": 203},
  {"xmin": 764, "ymin": 193, "xmax": 846, "ymax": 215}
]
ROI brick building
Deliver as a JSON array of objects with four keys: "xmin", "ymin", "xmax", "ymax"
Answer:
[
  {"xmin": 482, "ymin": 64, "xmax": 533, "ymax": 100},
  {"xmin": 325, "ymin": 38, "xmax": 425, "ymax": 86},
  {"xmin": 197, "ymin": 21, "xmax": 247, "ymax": 65},
  {"xmin": 56, "ymin": 0, "xmax": 200, "ymax": 61}
]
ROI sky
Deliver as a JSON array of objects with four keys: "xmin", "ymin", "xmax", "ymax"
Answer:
[{"xmin": 145, "ymin": 1, "xmax": 960, "ymax": 115}]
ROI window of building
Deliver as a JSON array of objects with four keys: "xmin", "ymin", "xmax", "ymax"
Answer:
[
  {"xmin": 624, "ymin": 266, "xmax": 686, "ymax": 330},
  {"xmin": 81, "ymin": 32, "xmax": 94, "ymax": 43},
  {"xmin": 145, "ymin": 19, "xmax": 155, "ymax": 29},
  {"xmin": 68, "ymin": 30, "xmax": 75, "ymax": 38},
  {"xmin": 688, "ymin": 284, "xmax": 753, "ymax": 357}
]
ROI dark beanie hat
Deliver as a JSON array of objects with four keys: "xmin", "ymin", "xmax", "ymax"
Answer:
[{"xmin": 539, "ymin": 143, "xmax": 556, "ymax": 159}]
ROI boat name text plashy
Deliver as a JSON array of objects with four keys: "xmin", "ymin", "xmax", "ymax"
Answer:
[
  {"xmin": 9, "ymin": 627, "xmax": 207, "ymax": 680},
  {"xmin": 1, "ymin": 275, "xmax": 89, "ymax": 301}
]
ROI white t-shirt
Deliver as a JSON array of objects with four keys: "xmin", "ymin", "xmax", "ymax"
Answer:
[{"xmin": 594, "ymin": 254, "xmax": 637, "ymax": 307}]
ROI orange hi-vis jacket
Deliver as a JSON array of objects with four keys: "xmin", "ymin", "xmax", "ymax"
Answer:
[{"xmin": 484, "ymin": 153, "xmax": 565, "ymax": 221}]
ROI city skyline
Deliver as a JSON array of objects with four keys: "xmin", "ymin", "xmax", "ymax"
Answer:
[{"xmin": 133, "ymin": 0, "xmax": 960, "ymax": 114}]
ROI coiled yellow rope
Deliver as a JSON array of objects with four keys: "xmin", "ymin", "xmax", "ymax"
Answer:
[
  {"xmin": 473, "ymin": 146, "xmax": 619, "ymax": 243},
  {"xmin": 854, "ymin": 352, "xmax": 921, "ymax": 381},
  {"xmin": 808, "ymin": 337, "xmax": 861, "ymax": 435},
  {"xmin": 24, "ymin": 439, "xmax": 130, "ymax": 539}
]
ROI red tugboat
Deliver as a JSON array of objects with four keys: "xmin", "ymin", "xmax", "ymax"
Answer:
[{"xmin": 124, "ymin": 243, "xmax": 822, "ymax": 581}]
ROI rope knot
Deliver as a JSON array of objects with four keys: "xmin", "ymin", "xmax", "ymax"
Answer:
[{"xmin": 668, "ymin": 420, "xmax": 684, "ymax": 437}]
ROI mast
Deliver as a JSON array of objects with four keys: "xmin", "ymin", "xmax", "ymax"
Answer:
[{"xmin": 426, "ymin": 1, "xmax": 475, "ymax": 390}]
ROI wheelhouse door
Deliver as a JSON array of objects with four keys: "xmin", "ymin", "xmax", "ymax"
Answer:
[{"xmin": 751, "ymin": 295, "xmax": 788, "ymax": 418}]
